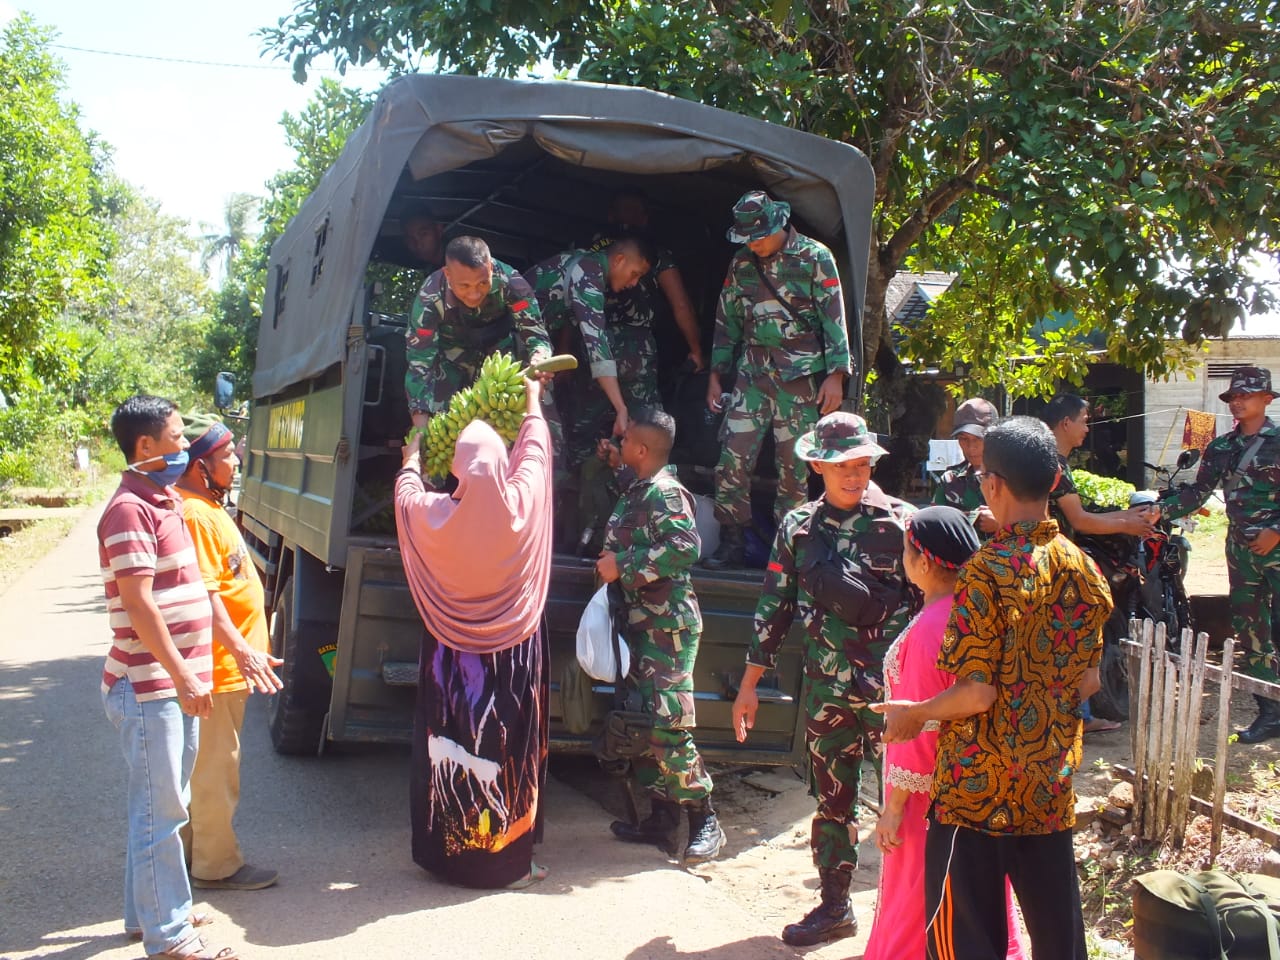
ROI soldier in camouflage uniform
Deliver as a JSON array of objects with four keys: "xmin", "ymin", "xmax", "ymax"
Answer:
[
  {"xmin": 523, "ymin": 237, "xmax": 654, "ymax": 469},
  {"xmin": 1158, "ymin": 366, "xmax": 1280, "ymax": 743},
  {"xmin": 733, "ymin": 412, "xmax": 916, "ymax": 946},
  {"xmin": 404, "ymin": 236, "xmax": 552, "ymax": 421},
  {"xmin": 704, "ymin": 191, "xmax": 852, "ymax": 569},
  {"xmin": 932, "ymin": 397, "xmax": 999, "ymax": 539},
  {"xmin": 595, "ymin": 408, "xmax": 724, "ymax": 862},
  {"xmin": 587, "ymin": 189, "xmax": 706, "ymax": 377}
]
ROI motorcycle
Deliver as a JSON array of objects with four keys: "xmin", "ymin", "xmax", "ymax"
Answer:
[{"xmin": 1077, "ymin": 448, "xmax": 1200, "ymax": 721}]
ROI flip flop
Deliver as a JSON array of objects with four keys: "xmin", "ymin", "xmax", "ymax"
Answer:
[
  {"xmin": 1085, "ymin": 718, "xmax": 1122, "ymax": 733},
  {"xmin": 506, "ymin": 862, "xmax": 549, "ymax": 890}
]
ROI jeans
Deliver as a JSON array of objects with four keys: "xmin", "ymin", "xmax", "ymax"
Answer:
[{"xmin": 102, "ymin": 677, "xmax": 199, "ymax": 955}]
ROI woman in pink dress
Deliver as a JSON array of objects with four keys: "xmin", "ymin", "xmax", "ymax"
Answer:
[{"xmin": 864, "ymin": 505, "xmax": 1026, "ymax": 960}]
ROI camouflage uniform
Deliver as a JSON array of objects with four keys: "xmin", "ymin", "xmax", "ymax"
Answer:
[
  {"xmin": 1160, "ymin": 414, "xmax": 1280, "ymax": 683},
  {"xmin": 749, "ymin": 485, "xmax": 915, "ymax": 871},
  {"xmin": 932, "ymin": 461, "xmax": 989, "ymax": 538},
  {"xmin": 711, "ymin": 194, "xmax": 851, "ymax": 528},
  {"xmin": 524, "ymin": 249, "xmax": 661, "ymax": 471},
  {"xmin": 588, "ymin": 230, "xmax": 678, "ymax": 402},
  {"xmin": 404, "ymin": 259, "xmax": 551, "ymax": 415},
  {"xmin": 603, "ymin": 464, "xmax": 712, "ymax": 803}
]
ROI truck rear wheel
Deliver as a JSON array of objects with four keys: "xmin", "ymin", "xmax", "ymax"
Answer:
[{"xmin": 267, "ymin": 577, "xmax": 329, "ymax": 755}]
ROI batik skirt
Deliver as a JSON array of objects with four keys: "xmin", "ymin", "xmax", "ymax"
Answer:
[{"xmin": 410, "ymin": 627, "xmax": 548, "ymax": 888}]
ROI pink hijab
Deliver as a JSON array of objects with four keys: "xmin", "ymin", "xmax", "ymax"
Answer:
[{"xmin": 394, "ymin": 412, "xmax": 553, "ymax": 654}]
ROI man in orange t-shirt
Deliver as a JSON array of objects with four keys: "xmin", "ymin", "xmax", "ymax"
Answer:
[{"xmin": 177, "ymin": 415, "xmax": 283, "ymax": 891}]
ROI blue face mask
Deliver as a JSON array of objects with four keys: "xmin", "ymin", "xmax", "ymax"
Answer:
[{"xmin": 128, "ymin": 450, "xmax": 190, "ymax": 488}]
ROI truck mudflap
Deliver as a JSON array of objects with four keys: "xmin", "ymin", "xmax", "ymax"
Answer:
[{"xmin": 328, "ymin": 544, "xmax": 810, "ymax": 766}]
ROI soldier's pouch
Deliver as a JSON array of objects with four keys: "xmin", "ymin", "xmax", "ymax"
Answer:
[{"xmin": 593, "ymin": 710, "xmax": 654, "ymax": 761}]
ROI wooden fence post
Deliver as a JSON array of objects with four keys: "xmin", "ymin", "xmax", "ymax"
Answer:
[
  {"xmin": 1211, "ymin": 638, "xmax": 1236, "ymax": 864},
  {"xmin": 1142, "ymin": 621, "xmax": 1168, "ymax": 840}
]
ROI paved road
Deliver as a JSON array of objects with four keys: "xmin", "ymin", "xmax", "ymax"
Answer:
[{"xmin": 0, "ymin": 507, "xmax": 828, "ymax": 960}]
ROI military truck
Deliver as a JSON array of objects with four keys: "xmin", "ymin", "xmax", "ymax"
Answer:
[{"xmin": 238, "ymin": 74, "xmax": 874, "ymax": 765}]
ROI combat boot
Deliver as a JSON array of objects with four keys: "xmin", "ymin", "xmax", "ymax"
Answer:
[
  {"xmin": 703, "ymin": 524, "xmax": 745, "ymax": 570},
  {"xmin": 1237, "ymin": 695, "xmax": 1280, "ymax": 744},
  {"xmin": 781, "ymin": 867, "xmax": 857, "ymax": 946},
  {"xmin": 684, "ymin": 798, "xmax": 725, "ymax": 863},
  {"xmin": 610, "ymin": 799, "xmax": 680, "ymax": 854}
]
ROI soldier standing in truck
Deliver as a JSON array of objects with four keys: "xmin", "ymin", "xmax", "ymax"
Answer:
[
  {"xmin": 404, "ymin": 236, "xmax": 552, "ymax": 428},
  {"xmin": 703, "ymin": 191, "xmax": 851, "ymax": 570},
  {"xmin": 585, "ymin": 188, "xmax": 706, "ymax": 380},
  {"xmin": 523, "ymin": 236, "xmax": 655, "ymax": 468}
]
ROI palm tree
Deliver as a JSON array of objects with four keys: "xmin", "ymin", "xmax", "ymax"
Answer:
[{"xmin": 200, "ymin": 193, "xmax": 260, "ymax": 281}]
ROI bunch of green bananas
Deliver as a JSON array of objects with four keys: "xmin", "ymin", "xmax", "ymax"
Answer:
[{"xmin": 419, "ymin": 352, "xmax": 528, "ymax": 481}]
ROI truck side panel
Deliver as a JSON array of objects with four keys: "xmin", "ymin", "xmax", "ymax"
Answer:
[{"xmin": 329, "ymin": 544, "xmax": 809, "ymax": 765}]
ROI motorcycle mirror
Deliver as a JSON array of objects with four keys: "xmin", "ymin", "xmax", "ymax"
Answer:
[{"xmin": 1176, "ymin": 448, "xmax": 1200, "ymax": 470}]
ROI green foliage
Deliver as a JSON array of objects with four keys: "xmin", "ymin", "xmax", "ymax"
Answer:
[
  {"xmin": 261, "ymin": 0, "xmax": 1280, "ymax": 396},
  {"xmin": 1073, "ymin": 469, "xmax": 1137, "ymax": 510},
  {"xmin": 0, "ymin": 14, "xmax": 113, "ymax": 395}
]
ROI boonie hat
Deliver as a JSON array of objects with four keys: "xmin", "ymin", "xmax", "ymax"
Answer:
[
  {"xmin": 951, "ymin": 398, "xmax": 999, "ymax": 439},
  {"xmin": 726, "ymin": 190, "xmax": 791, "ymax": 243},
  {"xmin": 1219, "ymin": 366, "xmax": 1274, "ymax": 403},
  {"xmin": 183, "ymin": 412, "xmax": 233, "ymax": 462},
  {"xmin": 795, "ymin": 412, "xmax": 889, "ymax": 463}
]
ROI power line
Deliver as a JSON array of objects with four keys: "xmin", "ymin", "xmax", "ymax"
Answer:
[{"xmin": 50, "ymin": 42, "xmax": 385, "ymax": 74}]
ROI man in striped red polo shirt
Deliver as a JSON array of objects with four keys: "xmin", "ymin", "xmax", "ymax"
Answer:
[{"xmin": 99, "ymin": 395, "xmax": 238, "ymax": 960}]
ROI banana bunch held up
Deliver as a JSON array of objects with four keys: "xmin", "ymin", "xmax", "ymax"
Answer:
[{"xmin": 419, "ymin": 352, "xmax": 528, "ymax": 481}]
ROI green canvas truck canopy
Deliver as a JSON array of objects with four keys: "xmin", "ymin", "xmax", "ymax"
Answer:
[{"xmin": 253, "ymin": 73, "xmax": 874, "ymax": 402}]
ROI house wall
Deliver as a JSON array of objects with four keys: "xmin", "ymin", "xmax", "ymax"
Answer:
[{"xmin": 1144, "ymin": 337, "xmax": 1280, "ymax": 485}]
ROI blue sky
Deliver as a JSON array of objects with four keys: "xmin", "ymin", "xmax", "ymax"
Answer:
[{"xmin": 19, "ymin": 0, "xmax": 387, "ymax": 232}]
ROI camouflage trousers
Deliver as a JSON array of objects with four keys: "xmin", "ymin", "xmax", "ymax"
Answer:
[
  {"xmin": 804, "ymin": 678, "xmax": 884, "ymax": 871},
  {"xmin": 1226, "ymin": 536, "xmax": 1280, "ymax": 682},
  {"xmin": 713, "ymin": 372, "xmax": 819, "ymax": 527},
  {"xmin": 629, "ymin": 626, "xmax": 713, "ymax": 804},
  {"xmin": 564, "ymin": 374, "xmax": 662, "ymax": 471}
]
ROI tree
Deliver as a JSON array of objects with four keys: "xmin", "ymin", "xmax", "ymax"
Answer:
[
  {"xmin": 261, "ymin": 0, "xmax": 1280, "ymax": 395},
  {"xmin": 200, "ymin": 192, "xmax": 261, "ymax": 281},
  {"xmin": 0, "ymin": 14, "xmax": 112, "ymax": 397},
  {"xmin": 106, "ymin": 181, "xmax": 210, "ymax": 330}
]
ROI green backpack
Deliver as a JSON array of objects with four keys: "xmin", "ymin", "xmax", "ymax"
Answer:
[{"xmin": 1133, "ymin": 869, "xmax": 1280, "ymax": 960}]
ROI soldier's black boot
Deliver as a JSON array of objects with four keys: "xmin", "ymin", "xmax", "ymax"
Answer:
[
  {"xmin": 1237, "ymin": 695, "xmax": 1280, "ymax": 744},
  {"xmin": 610, "ymin": 799, "xmax": 680, "ymax": 853},
  {"xmin": 684, "ymin": 798, "xmax": 725, "ymax": 863},
  {"xmin": 781, "ymin": 867, "xmax": 857, "ymax": 946},
  {"xmin": 703, "ymin": 524, "xmax": 744, "ymax": 569}
]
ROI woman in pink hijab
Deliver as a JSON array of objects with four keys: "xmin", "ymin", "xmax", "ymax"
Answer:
[{"xmin": 394, "ymin": 376, "xmax": 553, "ymax": 890}]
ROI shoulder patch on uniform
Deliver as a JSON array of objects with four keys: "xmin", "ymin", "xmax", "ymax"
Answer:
[
  {"xmin": 416, "ymin": 328, "xmax": 434, "ymax": 338},
  {"xmin": 767, "ymin": 561, "xmax": 784, "ymax": 573},
  {"xmin": 821, "ymin": 277, "xmax": 840, "ymax": 288},
  {"xmin": 510, "ymin": 299, "xmax": 529, "ymax": 313}
]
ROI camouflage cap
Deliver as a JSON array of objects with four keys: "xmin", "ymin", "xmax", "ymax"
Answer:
[
  {"xmin": 1219, "ymin": 366, "xmax": 1275, "ymax": 403},
  {"xmin": 951, "ymin": 398, "xmax": 999, "ymax": 438},
  {"xmin": 725, "ymin": 190, "xmax": 791, "ymax": 243},
  {"xmin": 182, "ymin": 412, "xmax": 233, "ymax": 461},
  {"xmin": 795, "ymin": 412, "xmax": 889, "ymax": 463}
]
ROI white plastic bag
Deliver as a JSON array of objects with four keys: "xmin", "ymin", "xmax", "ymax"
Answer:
[{"xmin": 576, "ymin": 584, "xmax": 630, "ymax": 682}]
